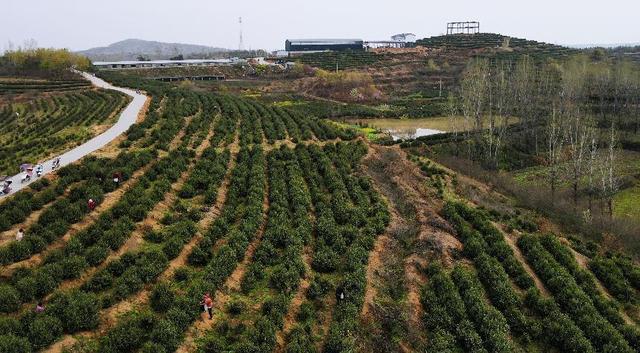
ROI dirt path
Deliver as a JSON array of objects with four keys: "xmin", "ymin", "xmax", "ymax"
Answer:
[
  {"xmin": 175, "ymin": 162, "xmax": 269, "ymax": 353},
  {"xmin": 274, "ymin": 250, "xmax": 313, "ymax": 353},
  {"xmin": 503, "ymin": 232, "xmax": 550, "ymax": 296},
  {"xmin": 361, "ymin": 234, "xmax": 390, "ymax": 317},
  {"xmin": 316, "ymin": 295, "xmax": 337, "ymax": 352},
  {"xmin": 362, "ymin": 143, "xmax": 458, "ymax": 350}
]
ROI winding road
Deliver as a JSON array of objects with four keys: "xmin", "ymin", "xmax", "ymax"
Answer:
[{"xmin": 3, "ymin": 72, "xmax": 148, "ymax": 195}]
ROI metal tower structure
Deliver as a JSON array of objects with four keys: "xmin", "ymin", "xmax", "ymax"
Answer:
[
  {"xmin": 446, "ymin": 21, "xmax": 480, "ymax": 35},
  {"xmin": 239, "ymin": 17, "xmax": 244, "ymax": 51}
]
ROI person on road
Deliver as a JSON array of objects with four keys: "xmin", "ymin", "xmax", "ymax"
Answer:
[
  {"xmin": 52, "ymin": 157, "xmax": 60, "ymax": 170},
  {"xmin": 1, "ymin": 182, "xmax": 10, "ymax": 195},
  {"xmin": 88, "ymin": 198, "xmax": 96, "ymax": 211},
  {"xmin": 35, "ymin": 301, "xmax": 45, "ymax": 313},
  {"xmin": 21, "ymin": 171, "xmax": 30, "ymax": 183},
  {"xmin": 201, "ymin": 293, "xmax": 213, "ymax": 320},
  {"xmin": 16, "ymin": 228, "xmax": 24, "ymax": 241}
]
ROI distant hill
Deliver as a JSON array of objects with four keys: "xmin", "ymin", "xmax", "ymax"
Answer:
[
  {"xmin": 416, "ymin": 33, "xmax": 579, "ymax": 61},
  {"xmin": 569, "ymin": 42, "xmax": 640, "ymax": 49},
  {"xmin": 76, "ymin": 39, "xmax": 229, "ymax": 61}
]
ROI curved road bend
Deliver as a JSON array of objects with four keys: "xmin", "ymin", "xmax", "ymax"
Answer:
[{"xmin": 3, "ymin": 72, "xmax": 148, "ymax": 195}]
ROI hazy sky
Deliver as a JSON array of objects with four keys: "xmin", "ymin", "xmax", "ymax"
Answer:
[{"xmin": 3, "ymin": 0, "xmax": 640, "ymax": 51}]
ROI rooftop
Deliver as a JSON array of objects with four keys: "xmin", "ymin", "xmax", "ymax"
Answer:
[
  {"xmin": 92, "ymin": 58, "xmax": 238, "ymax": 66},
  {"xmin": 286, "ymin": 39, "xmax": 363, "ymax": 44}
]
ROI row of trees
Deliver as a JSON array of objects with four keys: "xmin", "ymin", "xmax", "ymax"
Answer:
[
  {"xmin": 449, "ymin": 54, "xmax": 640, "ymax": 224},
  {"xmin": 1, "ymin": 47, "xmax": 91, "ymax": 78}
]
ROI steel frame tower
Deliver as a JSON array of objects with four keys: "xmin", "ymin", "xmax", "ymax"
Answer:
[{"xmin": 239, "ymin": 17, "xmax": 244, "ymax": 51}]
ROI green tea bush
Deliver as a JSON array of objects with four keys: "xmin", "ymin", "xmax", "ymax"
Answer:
[
  {"xmin": 0, "ymin": 285, "xmax": 21, "ymax": 313},
  {"xmin": 0, "ymin": 334, "xmax": 31, "ymax": 353},
  {"xmin": 27, "ymin": 315, "xmax": 63, "ymax": 350},
  {"xmin": 518, "ymin": 235, "xmax": 634, "ymax": 352},
  {"xmin": 48, "ymin": 290, "xmax": 100, "ymax": 333},
  {"xmin": 150, "ymin": 283, "xmax": 175, "ymax": 313}
]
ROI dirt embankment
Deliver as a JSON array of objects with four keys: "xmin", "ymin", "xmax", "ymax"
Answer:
[{"xmin": 360, "ymin": 144, "xmax": 461, "ymax": 351}]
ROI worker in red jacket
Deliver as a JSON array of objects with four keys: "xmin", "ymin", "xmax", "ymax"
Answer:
[
  {"xmin": 88, "ymin": 198, "xmax": 96, "ymax": 211},
  {"xmin": 201, "ymin": 293, "xmax": 213, "ymax": 320}
]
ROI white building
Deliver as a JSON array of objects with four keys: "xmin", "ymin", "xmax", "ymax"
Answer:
[{"xmin": 92, "ymin": 58, "xmax": 246, "ymax": 70}]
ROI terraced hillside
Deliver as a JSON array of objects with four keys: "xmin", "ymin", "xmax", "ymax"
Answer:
[
  {"xmin": 0, "ymin": 79, "xmax": 91, "ymax": 95},
  {"xmin": 0, "ymin": 84, "xmax": 131, "ymax": 175},
  {"xmin": 0, "ymin": 72, "xmax": 637, "ymax": 353}
]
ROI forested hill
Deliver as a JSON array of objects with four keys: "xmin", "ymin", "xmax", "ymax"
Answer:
[{"xmin": 76, "ymin": 39, "xmax": 229, "ymax": 61}]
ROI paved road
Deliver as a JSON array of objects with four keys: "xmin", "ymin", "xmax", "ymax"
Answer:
[{"xmin": 2, "ymin": 72, "xmax": 147, "ymax": 196}]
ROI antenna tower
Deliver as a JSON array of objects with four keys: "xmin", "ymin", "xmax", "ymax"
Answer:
[{"xmin": 239, "ymin": 17, "xmax": 244, "ymax": 51}]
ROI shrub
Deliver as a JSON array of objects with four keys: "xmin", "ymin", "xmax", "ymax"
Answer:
[
  {"xmin": 83, "ymin": 270, "xmax": 114, "ymax": 292},
  {"xmin": 296, "ymin": 302, "xmax": 315, "ymax": 323},
  {"xmin": 27, "ymin": 315, "xmax": 63, "ymax": 349},
  {"xmin": 32, "ymin": 270, "xmax": 59, "ymax": 298},
  {"xmin": 166, "ymin": 307, "xmax": 192, "ymax": 332},
  {"xmin": 141, "ymin": 342, "xmax": 167, "ymax": 353},
  {"xmin": 59, "ymin": 255, "xmax": 88, "ymax": 279},
  {"xmin": 0, "ymin": 317, "xmax": 20, "ymax": 336},
  {"xmin": 307, "ymin": 277, "xmax": 332, "ymax": 301},
  {"xmin": 48, "ymin": 290, "xmax": 100, "ymax": 333},
  {"xmin": 227, "ymin": 300, "xmax": 246, "ymax": 316},
  {"xmin": 451, "ymin": 266, "xmax": 513, "ymax": 353},
  {"xmin": 0, "ymin": 285, "xmax": 21, "ymax": 313},
  {"xmin": 149, "ymin": 319, "xmax": 182, "ymax": 352},
  {"xmin": 99, "ymin": 312, "xmax": 153, "ymax": 353},
  {"xmin": 173, "ymin": 267, "xmax": 190, "ymax": 282},
  {"xmin": 162, "ymin": 236, "xmax": 183, "ymax": 259},
  {"xmin": 0, "ymin": 334, "xmax": 31, "ymax": 353},
  {"xmin": 150, "ymin": 283, "xmax": 175, "ymax": 313},
  {"xmin": 84, "ymin": 245, "xmax": 109, "ymax": 267},
  {"xmin": 518, "ymin": 235, "xmax": 633, "ymax": 353}
]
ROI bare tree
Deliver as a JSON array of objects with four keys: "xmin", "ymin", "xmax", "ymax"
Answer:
[
  {"xmin": 546, "ymin": 105, "xmax": 565, "ymax": 205},
  {"xmin": 600, "ymin": 123, "xmax": 619, "ymax": 220},
  {"xmin": 458, "ymin": 59, "xmax": 490, "ymax": 161},
  {"xmin": 585, "ymin": 135, "xmax": 599, "ymax": 218},
  {"xmin": 486, "ymin": 62, "xmax": 513, "ymax": 168}
]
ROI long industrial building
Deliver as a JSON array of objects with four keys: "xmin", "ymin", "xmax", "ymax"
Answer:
[
  {"xmin": 92, "ymin": 58, "xmax": 245, "ymax": 70},
  {"xmin": 285, "ymin": 39, "xmax": 364, "ymax": 52}
]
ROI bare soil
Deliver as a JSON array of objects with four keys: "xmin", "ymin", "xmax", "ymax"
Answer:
[{"xmin": 503, "ymin": 232, "xmax": 551, "ymax": 296}]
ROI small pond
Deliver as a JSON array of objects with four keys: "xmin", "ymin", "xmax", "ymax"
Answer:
[{"xmin": 349, "ymin": 118, "xmax": 448, "ymax": 141}]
